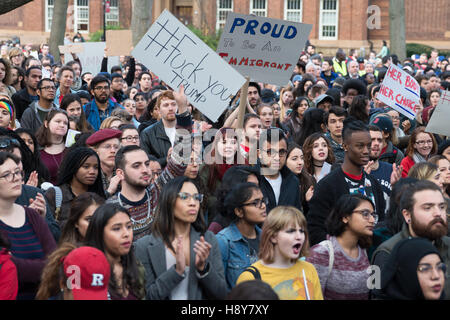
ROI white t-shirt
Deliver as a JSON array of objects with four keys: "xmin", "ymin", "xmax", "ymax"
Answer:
[
  {"xmin": 164, "ymin": 126, "xmax": 176, "ymax": 147},
  {"xmin": 265, "ymin": 174, "xmax": 282, "ymax": 205}
]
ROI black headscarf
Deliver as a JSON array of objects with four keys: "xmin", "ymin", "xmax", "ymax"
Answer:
[{"xmin": 381, "ymin": 237, "xmax": 445, "ymax": 300}]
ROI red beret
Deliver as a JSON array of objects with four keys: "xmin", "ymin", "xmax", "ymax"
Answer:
[{"xmin": 86, "ymin": 129, "xmax": 122, "ymax": 146}]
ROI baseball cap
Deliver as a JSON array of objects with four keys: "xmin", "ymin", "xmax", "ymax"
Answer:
[
  {"xmin": 371, "ymin": 116, "xmax": 393, "ymax": 133},
  {"xmin": 63, "ymin": 246, "xmax": 111, "ymax": 300},
  {"xmin": 86, "ymin": 129, "xmax": 122, "ymax": 146},
  {"xmin": 315, "ymin": 94, "xmax": 334, "ymax": 107},
  {"xmin": 260, "ymin": 89, "xmax": 277, "ymax": 103}
]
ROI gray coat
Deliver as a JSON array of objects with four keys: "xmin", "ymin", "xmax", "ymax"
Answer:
[{"xmin": 134, "ymin": 228, "xmax": 227, "ymax": 300}]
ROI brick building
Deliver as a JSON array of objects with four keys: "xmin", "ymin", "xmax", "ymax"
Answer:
[
  {"xmin": 152, "ymin": 0, "xmax": 450, "ymax": 55},
  {"xmin": 1, "ymin": 0, "xmax": 448, "ymax": 56},
  {"xmin": 0, "ymin": 0, "xmax": 132, "ymax": 45}
]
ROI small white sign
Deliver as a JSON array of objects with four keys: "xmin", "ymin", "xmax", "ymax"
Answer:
[
  {"xmin": 65, "ymin": 129, "xmax": 81, "ymax": 148},
  {"xmin": 65, "ymin": 42, "xmax": 120, "ymax": 76},
  {"xmin": 426, "ymin": 91, "xmax": 450, "ymax": 137}
]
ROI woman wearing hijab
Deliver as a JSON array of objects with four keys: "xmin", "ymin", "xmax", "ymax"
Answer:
[{"xmin": 380, "ymin": 237, "xmax": 446, "ymax": 300}]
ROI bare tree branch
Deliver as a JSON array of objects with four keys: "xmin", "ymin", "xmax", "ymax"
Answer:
[{"xmin": 0, "ymin": 0, "xmax": 33, "ymax": 15}]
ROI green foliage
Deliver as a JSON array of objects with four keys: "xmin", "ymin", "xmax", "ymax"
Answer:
[
  {"xmin": 406, "ymin": 43, "xmax": 450, "ymax": 58},
  {"xmin": 187, "ymin": 25, "xmax": 222, "ymax": 51},
  {"xmin": 88, "ymin": 25, "xmax": 123, "ymax": 42}
]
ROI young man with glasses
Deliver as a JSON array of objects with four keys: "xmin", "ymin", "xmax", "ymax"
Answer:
[
  {"xmin": 110, "ymin": 73, "xmax": 127, "ymax": 103},
  {"xmin": 20, "ymin": 78, "xmax": 57, "ymax": 134},
  {"xmin": 257, "ymin": 128, "xmax": 302, "ymax": 213},
  {"xmin": 307, "ymin": 119, "xmax": 386, "ymax": 246},
  {"xmin": 84, "ymin": 75, "xmax": 124, "ymax": 131}
]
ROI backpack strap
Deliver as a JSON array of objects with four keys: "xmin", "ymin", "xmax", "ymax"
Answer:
[
  {"xmin": 243, "ymin": 266, "xmax": 261, "ymax": 280},
  {"xmin": 321, "ymin": 240, "xmax": 334, "ymax": 278},
  {"xmin": 52, "ymin": 186, "xmax": 63, "ymax": 221}
]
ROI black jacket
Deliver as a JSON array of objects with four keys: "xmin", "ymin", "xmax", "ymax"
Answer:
[
  {"xmin": 11, "ymin": 88, "xmax": 34, "ymax": 121},
  {"xmin": 140, "ymin": 114, "xmax": 191, "ymax": 167},
  {"xmin": 258, "ymin": 165, "xmax": 302, "ymax": 214},
  {"xmin": 307, "ymin": 167, "xmax": 386, "ymax": 246}
]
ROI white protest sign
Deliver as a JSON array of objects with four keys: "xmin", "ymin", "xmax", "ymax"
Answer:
[
  {"xmin": 65, "ymin": 129, "xmax": 81, "ymax": 148},
  {"xmin": 377, "ymin": 64, "xmax": 421, "ymax": 120},
  {"xmin": 131, "ymin": 9, "xmax": 245, "ymax": 122},
  {"xmin": 216, "ymin": 13, "xmax": 312, "ymax": 86},
  {"xmin": 426, "ymin": 90, "xmax": 450, "ymax": 137},
  {"xmin": 65, "ymin": 42, "xmax": 120, "ymax": 76}
]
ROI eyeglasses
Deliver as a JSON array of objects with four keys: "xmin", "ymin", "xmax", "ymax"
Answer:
[
  {"xmin": 40, "ymin": 85, "xmax": 56, "ymax": 91},
  {"xmin": 272, "ymin": 107, "xmax": 281, "ymax": 111},
  {"xmin": 0, "ymin": 168, "xmax": 23, "ymax": 182},
  {"xmin": 0, "ymin": 138, "xmax": 20, "ymax": 149},
  {"xmin": 417, "ymin": 262, "xmax": 447, "ymax": 275},
  {"xmin": 415, "ymin": 140, "xmax": 433, "ymax": 146},
  {"xmin": 241, "ymin": 197, "xmax": 268, "ymax": 209},
  {"xmin": 262, "ymin": 149, "xmax": 287, "ymax": 158},
  {"xmin": 353, "ymin": 209, "xmax": 378, "ymax": 224},
  {"xmin": 121, "ymin": 135, "xmax": 139, "ymax": 142},
  {"xmin": 94, "ymin": 86, "xmax": 110, "ymax": 91},
  {"xmin": 100, "ymin": 144, "xmax": 120, "ymax": 150},
  {"xmin": 177, "ymin": 192, "xmax": 204, "ymax": 203}
]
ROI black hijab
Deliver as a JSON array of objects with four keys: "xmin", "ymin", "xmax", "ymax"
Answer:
[{"xmin": 381, "ymin": 237, "xmax": 445, "ymax": 300}]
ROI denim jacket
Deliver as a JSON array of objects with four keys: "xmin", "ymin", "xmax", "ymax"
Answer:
[{"xmin": 216, "ymin": 223, "xmax": 261, "ymax": 291}]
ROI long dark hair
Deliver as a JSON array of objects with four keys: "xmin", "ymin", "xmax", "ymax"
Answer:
[
  {"xmin": 348, "ymin": 95, "xmax": 369, "ymax": 123},
  {"xmin": 152, "ymin": 176, "xmax": 206, "ymax": 252},
  {"xmin": 223, "ymin": 182, "xmax": 261, "ymax": 222},
  {"xmin": 84, "ymin": 203, "xmax": 144, "ymax": 300},
  {"xmin": 14, "ymin": 127, "xmax": 50, "ymax": 182},
  {"xmin": 302, "ymin": 133, "xmax": 335, "ymax": 175},
  {"xmin": 385, "ymin": 177, "xmax": 419, "ymax": 235},
  {"xmin": 286, "ymin": 142, "xmax": 316, "ymax": 211},
  {"xmin": 325, "ymin": 193, "xmax": 375, "ymax": 248},
  {"xmin": 294, "ymin": 108, "xmax": 326, "ymax": 146},
  {"xmin": 59, "ymin": 192, "xmax": 105, "ymax": 245},
  {"xmin": 60, "ymin": 93, "xmax": 92, "ymax": 133},
  {"xmin": 57, "ymin": 147, "xmax": 105, "ymax": 198}
]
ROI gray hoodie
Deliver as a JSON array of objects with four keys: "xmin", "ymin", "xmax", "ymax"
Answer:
[{"xmin": 20, "ymin": 100, "xmax": 57, "ymax": 134}]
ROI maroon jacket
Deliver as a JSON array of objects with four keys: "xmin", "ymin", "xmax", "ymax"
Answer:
[
  {"xmin": 0, "ymin": 248, "xmax": 18, "ymax": 300},
  {"xmin": 0, "ymin": 207, "xmax": 57, "ymax": 284}
]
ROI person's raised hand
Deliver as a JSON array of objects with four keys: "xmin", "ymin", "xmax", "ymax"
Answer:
[
  {"xmin": 174, "ymin": 84, "xmax": 188, "ymax": 114},
  {"xmin": 194, "ymin": 236, "xmax": 211, "ymax": 273},
  {"xmin": 174, "ymin": 235, "xmax": 186, "ymax": 276},
  {"xmin": 29, "ymin": 193, "xmax": 46, "ymax": 218},
  {"xmin": 25, "ymin": 171, "xmax": 38, "ymax": 187}
]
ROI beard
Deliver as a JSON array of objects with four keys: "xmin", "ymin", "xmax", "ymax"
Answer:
[
  {"xmin": 124, "ymin": 173, "xmax": 150, "ymax": 189},
  {"xmin": 411, "ymin": 214, "xmax": 448, "ymax": 240},
  {"xmin": 95, "ymin": 95, "xmax": 108, "ymax": 104}
]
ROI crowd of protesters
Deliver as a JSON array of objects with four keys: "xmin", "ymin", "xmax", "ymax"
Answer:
[{"xmin": 0, "ymin": 36, "xmax": 449, "ymax": 301}]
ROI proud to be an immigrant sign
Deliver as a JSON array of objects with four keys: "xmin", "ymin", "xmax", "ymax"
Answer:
[
  {"xmin": 132, "ymin": 9, "xmax": 245, "ymax": 123},
  {"xmin": 217, "ymin": 13, "xmax": 312, "ymax": 86}
]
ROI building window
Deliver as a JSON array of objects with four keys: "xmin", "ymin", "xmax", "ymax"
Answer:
[
  {"xmin": 250, "ymin": 0, "xmax": 267, "ymax": 17},
  {"xmin": 106, "ymin": 0, "xmax": 120, "ymax": 27},
  {"xmin": 284, "ymin": 0, "xmax": 302, "ymax": 22},
  {"xmin": 319, "ymin": 0, "xmax": 338, "ymax": 40},
  {"xmin": 45, "ymin": 0, "xmax": 54, "ymax": 32},
  {"xmin": 216, "ymin": 0, "xmax": 233, "ymax": 31},
  {"xmin": 75, "ymin": 0, "xmax": 89, "ymax": 33}
]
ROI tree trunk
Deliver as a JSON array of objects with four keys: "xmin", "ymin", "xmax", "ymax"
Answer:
[
  {"xmin": 389, "ymin": 0, "xmax": 406, "ymax": 61},
  {"xmin": 49, "ymin": 0, "xmax": 69, "ymax": 63},
  {"xmin": 0, "ymin": 0, "xmax": 33, "ymax": 15},
  {"xmin": 131, "ymin": 0, "xmax": 154, "ymax": 46}
]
